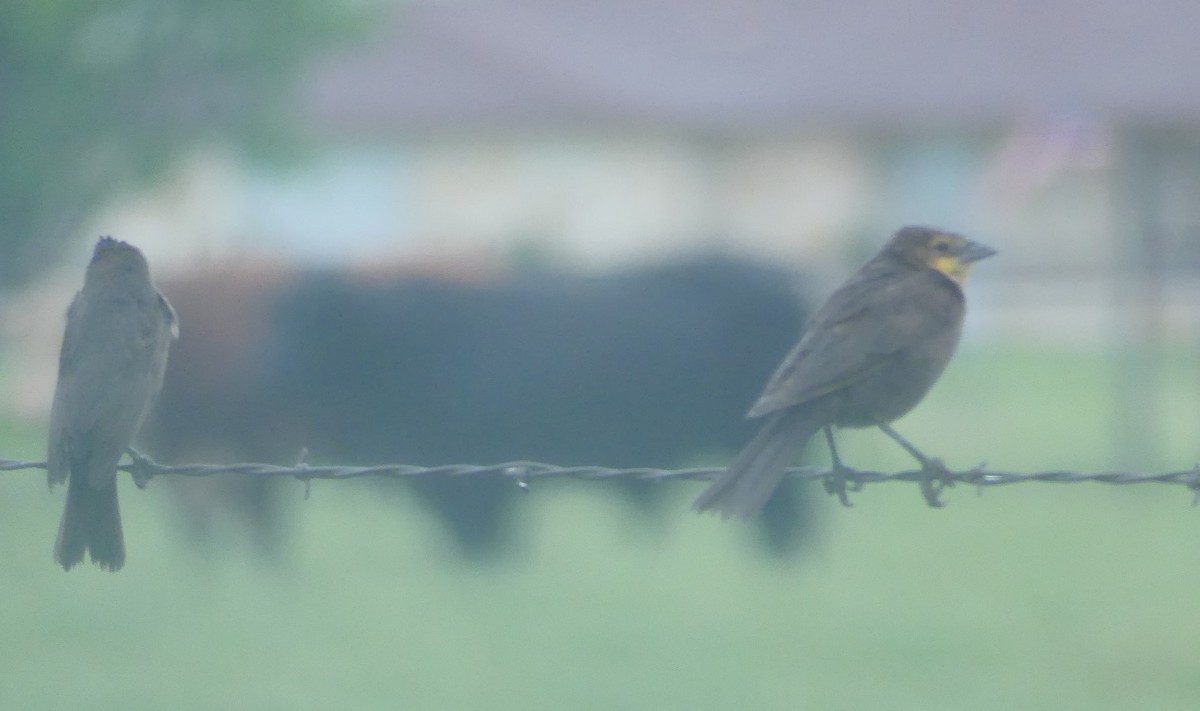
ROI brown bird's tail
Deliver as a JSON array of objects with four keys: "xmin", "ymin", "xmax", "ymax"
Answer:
[
  {"xmin": 55, "ymin": 472, "xmax": 124, "ymax": 571},
  {"xmin": 692, "ymin": 408, "xmax": 823, "ymax": 520}
]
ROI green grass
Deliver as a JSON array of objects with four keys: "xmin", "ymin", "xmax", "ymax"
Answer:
[{"xmin": 2, "ymin": 345, "xmax": 1198, "ymax": 710}]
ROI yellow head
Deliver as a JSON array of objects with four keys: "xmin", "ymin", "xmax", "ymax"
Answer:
[{"xmin": 887, "ymin": 226, "xmax": 996, "ymax": 285}]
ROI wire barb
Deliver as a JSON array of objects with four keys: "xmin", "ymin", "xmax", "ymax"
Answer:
[
  {"xmin": 1186, "ymin": 465, "xmax": 1200, "ymax": 507},
  {"xmin": 294, "ymin": 448, "xmax": 313, "ymax": 500}
]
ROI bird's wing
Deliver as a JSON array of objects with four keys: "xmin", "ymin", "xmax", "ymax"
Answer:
[
  {"xmin": 46, "ymin": 292, "xmax": 84, "ymax": 486},
  {"xmin": 158, "ymin": 292, "xmax": 179, "ymax": 339},
  {"xmin": 746, "ymin": 269, "xmax": 957, "ymax": 418},
  {"xmin": 50, "ymin": 291, "xmax": 173, "ymax": 488}
]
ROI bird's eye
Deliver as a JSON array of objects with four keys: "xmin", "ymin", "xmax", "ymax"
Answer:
[{"xmin": 932, "ymin": 241, "xmax": 952, "ymax": 253}]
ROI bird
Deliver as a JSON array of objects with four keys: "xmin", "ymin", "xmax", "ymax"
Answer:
[
  {"xmin": 47, "ymin": 237, "xmax": 178, "ymax": 571},
  {"xmin": 692, "ymin": 226, "xmax": 995, "ymax": 519}
]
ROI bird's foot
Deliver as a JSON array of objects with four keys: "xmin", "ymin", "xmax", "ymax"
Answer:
[
  {"xmin": 917, "ymin": 457, "xmax": 952, "ymax": 508},
  {"xmin": 822, "ymin": 462, "xmax": 858, "ymax": 508},
  {"xmin": 126, "ymin": 447, "xmax": 156, "ymax": 489}
]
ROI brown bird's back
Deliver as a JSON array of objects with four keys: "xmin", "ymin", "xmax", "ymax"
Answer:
[{"xmin": 47, "ymin": 237, "xmax": 176, "ymax": 571}]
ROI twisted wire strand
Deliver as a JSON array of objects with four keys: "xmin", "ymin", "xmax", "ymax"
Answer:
[{"xmin": 5, "ymin": 455, "xmax": 1199, "ymax": 504}]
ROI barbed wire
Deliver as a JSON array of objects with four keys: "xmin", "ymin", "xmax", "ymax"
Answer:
[{"xmin": 5, "ymin": 452, "xmax": 1199, "ymax": 507}]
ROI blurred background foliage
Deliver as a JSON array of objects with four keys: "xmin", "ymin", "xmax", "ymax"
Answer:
[{"xmin": 0, "ymin": 0, "xmax": 370, "ymax": 285}]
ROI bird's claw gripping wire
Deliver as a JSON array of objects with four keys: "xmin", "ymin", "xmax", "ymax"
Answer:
[
  {"xmin": 126, "ymin": 447, "xmax": 156, "ymax": 489},
  {"xmin": 821, "ymin": 426, "xmax": 858, "ymax": 507},
  {"xmin": 822, "ymin": 465, "xmax": 856, "ymax": 507},
  {"xmin": 917, "ymin": 458, "xmax": 952, "ymax": 508},
  {"xmin": 873, "ymin": 421, "xmax": 952, "ymax": 507}
]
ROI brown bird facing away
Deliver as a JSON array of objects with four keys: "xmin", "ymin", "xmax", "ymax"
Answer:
[
  {"xmin": 47, "ymin": 237, "xmax": 178, "ymax": 571},
  {"xmin": 693, "ymin": 226, "xmax": 995, "ymax": 519}
]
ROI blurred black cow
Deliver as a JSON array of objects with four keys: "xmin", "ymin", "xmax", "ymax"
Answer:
[{"xmin": 148, "ymin": 254, "xmax": 817, "ymax": 559}]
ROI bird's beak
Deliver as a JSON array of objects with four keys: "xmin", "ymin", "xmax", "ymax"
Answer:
[{"xmin": 962, "ymin": 241, "xmax": 997, "ymax": 263}]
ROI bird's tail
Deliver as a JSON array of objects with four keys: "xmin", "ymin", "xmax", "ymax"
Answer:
[
  {"xmin": 55, "ymin": 472, "xmax": 124, "ymax": 572},
  {"xmin": 692, "ymin": 408, "xmax": 823, "ymax": 520}
]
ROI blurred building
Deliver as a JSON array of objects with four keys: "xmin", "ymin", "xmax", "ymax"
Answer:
[{"xmin": 75, "ymin": 0, "xmax": 1200, "ymax": 341}]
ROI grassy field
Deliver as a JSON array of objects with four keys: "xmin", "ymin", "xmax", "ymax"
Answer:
[{"xmin": 1, "ymin": 345, "xmax": 1198, "ymax": 710}]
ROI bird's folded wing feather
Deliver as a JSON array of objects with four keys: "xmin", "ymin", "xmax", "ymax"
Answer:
[{"xmin": 747, "ymin": 271, "xmax": 954, "ymax": 418}]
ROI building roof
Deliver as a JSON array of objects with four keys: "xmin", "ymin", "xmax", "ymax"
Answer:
[{"xmin": 305, "ymin": 0, "xmax": 1200, "ymax": 133}]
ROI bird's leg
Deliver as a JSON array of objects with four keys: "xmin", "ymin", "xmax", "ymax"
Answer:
[
  {"xmin": 876, "ymin": 422, "xmax": 950, "ymax": 507},
  {"xmin": 822, "ymin": 426, "xmax": 855, "ymax": 507},
  {"xmin": 875, "ymin": 422, "xmax": 934, "ymax": 464}
]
